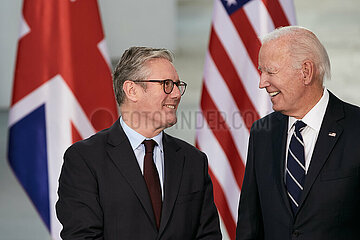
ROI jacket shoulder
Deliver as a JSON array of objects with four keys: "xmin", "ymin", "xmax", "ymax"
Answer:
[
  {"xmin": 164, "ymin": 133, "xmax": 206, "ymax": 159},
  {"xmin": 342, "ymin": 100, "xmax": 360, "ymax": 116},
  {"xmin": 73, "ymin": 127, "xmax": 110, "ymax": 149},
  {"xmin": 251, "ymin": 111, "xmax": 285, "ymax": 133},
  {"xmin": 64, "ymin": 125, "xmax": 113, "ymax": 162},
  {"xmin": 328, "ymin": 91, "xmax": 360, "ymax": 125},
  {"xmin": 339, "ymin": 99, "xmax": 360, "ymax": 130}
]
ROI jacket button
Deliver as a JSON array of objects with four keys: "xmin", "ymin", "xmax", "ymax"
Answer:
[{"xmin": 292, "ymin": 230, "xmax": 300, "ymax": 237}]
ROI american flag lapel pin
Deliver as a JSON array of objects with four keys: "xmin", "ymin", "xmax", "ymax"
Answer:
[{"xmin": 328, "ymin": 132, "xmax": 336, "ymax": 137}]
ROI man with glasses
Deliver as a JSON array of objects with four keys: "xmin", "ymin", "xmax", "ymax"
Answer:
[{"xmin": 56, "ymin": 47, "xmax": 222, "ymax": 240}]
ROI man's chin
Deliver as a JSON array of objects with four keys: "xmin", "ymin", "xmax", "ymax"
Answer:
[
  {"xmin": 272, "ymin": 104, "xmax": 282, "ymax": 113},
  {"xmin": 164, "ymin": 115, "xmax": 177, "ymax": 127},
  {"xmin": 154, "ymin": 118, "xmax": 177, "ymax": 131},
  {"xmin": 166, "ymin": 118, "xmax": 177, "ymax": 128}
]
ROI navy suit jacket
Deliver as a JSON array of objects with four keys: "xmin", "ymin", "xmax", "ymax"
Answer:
[
  {"xmin": 236, "ymin": 91, "xmax": 360, "ymax": 240},
  {"xmin": 56, "ymin": 119, "xmax": 221, "ymax": 240}
]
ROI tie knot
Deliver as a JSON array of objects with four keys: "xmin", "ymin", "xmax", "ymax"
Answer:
[
  {"xmin": 294, "ymin": 121, "xmax": 306, "ymax": 133},
  {"xmin": 143, "ymin": 139, "xmax": 156, "ymax": 153}
]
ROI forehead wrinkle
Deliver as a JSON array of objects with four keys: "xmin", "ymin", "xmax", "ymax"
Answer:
[
  {"xmin": 260, "ymin": 44, "xmax": 289, "ymax": 73},
  {"xmin": 259, "ymin": 60, "xmax": 280, "ymax": 73}
]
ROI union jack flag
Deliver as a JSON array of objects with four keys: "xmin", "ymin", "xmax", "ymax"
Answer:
[{"xmin": 8, "ymin": 1, "xmax": 118, "ymax": 239}]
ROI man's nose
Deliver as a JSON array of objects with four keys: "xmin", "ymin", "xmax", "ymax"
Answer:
[
  {"xmin": 259, "ymin": 73, "xmax": 270, "ymax": 89},
  {"xmin": 170, "ymin": 84, "xmax": 181, "ymax": 99}
]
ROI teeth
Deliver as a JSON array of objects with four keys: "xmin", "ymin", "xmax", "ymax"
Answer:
[
  {"xmin": 269, "ymin": 91, "xmax": 280, "ymax": 97},
  {"xmin": 165, "ymin": 105, "xmax": 175, "ymax": 109}
]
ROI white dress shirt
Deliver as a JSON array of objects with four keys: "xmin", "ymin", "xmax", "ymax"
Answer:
[
  {"xmin": 285, "ymin": 88, "xmax": 329, "ymax": 176},
  {"xmin": 120, "ymin": 117, "xmax": 164, "ymax": 198}
]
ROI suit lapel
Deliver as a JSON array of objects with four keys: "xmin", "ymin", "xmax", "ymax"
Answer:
[
  {"xmin": 271, "ymin": 113, "xmax": 294, "ymax": 216},
  {"xmin": 297, "ymin": 92, "xmax": 344, "ymax": 212},
  {"xmin": 106, "ymin": 120, "xmax": 157, "ymax": 227},
  {"xmin": 158, "ymin": 133, "xmax": 184, "ymax": 237}
]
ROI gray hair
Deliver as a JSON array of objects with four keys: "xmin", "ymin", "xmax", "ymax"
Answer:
[
  {"xmin": 262, "ymin": 26, "xmax": 331, "ymax": 82},
  {"xmin": 113, "ymin": 46, "xmax": 174, "ymax": 106}
]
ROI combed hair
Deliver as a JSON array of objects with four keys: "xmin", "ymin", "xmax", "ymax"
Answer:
[
  {"xmin": 262, "ymin": 26, "xmax": 331, "ymax": 82},
  {"xmin": 113, "ymin": 46, "xmax": 174, "ymax": 106}
]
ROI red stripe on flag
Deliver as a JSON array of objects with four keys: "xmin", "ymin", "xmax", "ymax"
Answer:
[
  {"xmin": 208, "ymin": 28, "xmax": 260, "ymax": 130},
  {"xmin": 208, "ymin": 167, "xmax": 236, "ymax": 240},
  {"xmin": 71, "ymin": 121, "xmax": 82, "ymax": 144},
  {"xmin": 200, "ymin": 85, "xmax": 245, "ymax": 188},
  {"xmin": 262, "ymin": 0, "xmax": 290, "ymax": 27},
  {"xmin": 230, "ymin": 9, "xmax": 261, "ymax": 71}
]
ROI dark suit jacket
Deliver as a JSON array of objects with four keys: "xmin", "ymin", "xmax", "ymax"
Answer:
[
  {"xmin": 56, "ymin": 119, "xmax": 221, "ymax": 240},
  {"xmin": 236, "ymin": 91, "xmax": 360, "ymax": 240}
]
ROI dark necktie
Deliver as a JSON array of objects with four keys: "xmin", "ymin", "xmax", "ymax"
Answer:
[
  {"xmin": 143, "ymin": 140, "xmax": 162, "ymax": 229},
  {"xmin": 286, "ymin": 120, "xmax": 306, "ymax": 214}
]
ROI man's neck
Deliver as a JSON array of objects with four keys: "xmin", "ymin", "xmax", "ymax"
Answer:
[
  {"xmin": 290, "ymin": 86, "xmax": 324, "ymax": 119},
  {"xmin": 121, "ymin": 113, "xmax": 163, "ymax": 138}
]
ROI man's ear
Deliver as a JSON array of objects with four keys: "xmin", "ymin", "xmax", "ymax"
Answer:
[
  {"xmin": 123, "ymin": 80, "xmax": 139, "ymax": 102},
  {"xmin": 302, "ymin": 60, "xmax": 314, "ymax": 85}
]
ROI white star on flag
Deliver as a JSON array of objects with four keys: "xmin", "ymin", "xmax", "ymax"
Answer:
[{"xmin": 225, "ymin": 0, "xmax": 237, "ymax": 7}]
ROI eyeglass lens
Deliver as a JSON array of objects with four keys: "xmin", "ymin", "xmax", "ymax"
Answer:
[{"xmin": 164, "ymin": 80, "xmax": 186, "ymax": 95}]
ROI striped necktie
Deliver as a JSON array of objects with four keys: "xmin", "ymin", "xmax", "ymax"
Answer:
[{"xmin": 286, "ymin": 120, "xmax": 306, "ymax": 213}]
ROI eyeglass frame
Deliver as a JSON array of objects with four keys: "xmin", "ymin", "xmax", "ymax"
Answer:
[{"xmin": 130, "ymin": 79, "xmax": 187, "ymax": 96}]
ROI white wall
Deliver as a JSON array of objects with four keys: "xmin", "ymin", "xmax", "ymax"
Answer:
[
  {"xmin": 99, "ymin": 0, "xmax": 176, "ymax": 59},
  {"xmin": 0, "ymin": 0, "xmax": 22, "ymax": 109},
  {"xmin": 294, "ymin": 0, "xmax": 360, "ymax": 106}
]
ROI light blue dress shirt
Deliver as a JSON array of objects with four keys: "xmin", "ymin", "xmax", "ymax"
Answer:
[{"xmin": 120, "ymin": 117, "xmax": 164, "ymax": 198}]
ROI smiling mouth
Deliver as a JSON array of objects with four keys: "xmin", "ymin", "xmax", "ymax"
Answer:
[
  {"xmin": 269, "ymin": 91, "xmax": 280, "ymax": 97},
  {"xmin": 164, "ymin": 104, "xmax": 176, "ymax": 109}
]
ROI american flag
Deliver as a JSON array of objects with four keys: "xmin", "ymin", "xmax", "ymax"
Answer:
[
  {"xmin": 196, "ymin": 0, "xmax": 296, "ymax": 239},
  {"xmin": 8, "ymin": 1, "xmax": 118, "ymax": 239}
]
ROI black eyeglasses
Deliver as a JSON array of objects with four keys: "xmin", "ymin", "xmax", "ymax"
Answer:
[{"xmin": 131, "ymin": 79, "xmax": 187, "ymax": 96}]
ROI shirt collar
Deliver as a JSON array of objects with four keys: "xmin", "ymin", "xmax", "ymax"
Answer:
[
  {"xmin": 120, "ymin": 117, "xmax": 163, "ymax": 151},
  {"xmin": 288, "ymin": 88, "xmax": 329, "ymax": 132}
]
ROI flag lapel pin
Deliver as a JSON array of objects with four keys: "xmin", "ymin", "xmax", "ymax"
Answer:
[{"xmin": 328, "ymin": 132, "xmax": 336, "ymax": 137}]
